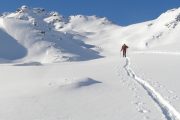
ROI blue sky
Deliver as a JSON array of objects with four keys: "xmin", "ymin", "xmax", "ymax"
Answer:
[{"xmin": 0, "ymin": 0, "xmax": 180, "ymax": 26}]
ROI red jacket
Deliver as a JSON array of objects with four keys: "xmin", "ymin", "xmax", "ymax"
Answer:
[{"xmin": 121, "ymin": 44, "xmax": 129, "ymax": 51}]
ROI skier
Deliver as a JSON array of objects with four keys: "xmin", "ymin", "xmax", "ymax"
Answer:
[{"xmin": 121, "ymin": 44, "xmax": 129, "ymax": 57}]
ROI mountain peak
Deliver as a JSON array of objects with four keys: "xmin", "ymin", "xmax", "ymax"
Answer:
[{"xmin": 21, "ymin": 5, "xmax": 29, "ymax": 10}]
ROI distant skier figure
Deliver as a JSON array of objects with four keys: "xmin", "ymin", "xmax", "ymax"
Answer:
[{"xmin": 121, "ymin": 44, "xmax": 129, "ymax": 57}]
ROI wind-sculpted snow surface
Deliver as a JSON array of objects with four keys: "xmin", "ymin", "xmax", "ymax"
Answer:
[
  {"xmin": 124, "ymin": 57, "xmax": 180, "ymax": 120},
  {"xmin": 58, "ymin": 77, "xmax": 102, "ymax": 89}
]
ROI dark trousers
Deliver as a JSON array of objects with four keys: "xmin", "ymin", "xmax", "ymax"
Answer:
[{"xmin": 123, "ymin": 51, "xmax": 126, "ymax": 57}]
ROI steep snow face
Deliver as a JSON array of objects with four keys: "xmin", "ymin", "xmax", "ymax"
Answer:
[
  {"xmin": 57, "ymin": 15, "xmax": 123, "ymax": 56},
  {"xmin": 44, "ymin": 11, "xmax": 67, "ymax": 30},
  {"xmin": 119, "ymin": 8, "xmax": 180, "ymax": 50}
]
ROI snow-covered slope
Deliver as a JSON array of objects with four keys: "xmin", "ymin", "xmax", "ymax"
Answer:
[
  {"xmin": 59, "ymin": 8, "xmax": 180, "ymax": 54},
  {"xmin": 0, "ymin": 6, "xmax": 102, "ymax": 63},
  {"xmin": 0, "ymin": 6, "xmax": 180, "ymax": 63},
  {"xmin": 1, "ymin": 5, "xmax": 180, "ymax": 120},
  {"xmin": 1, "ymin": 53, "xmax": 180, "ymax": 120},
  {"xmin": 118, "ymin": 8, "xmax": 180, "ymax": 51},
  {"xmin": 1, "ymin": 6, "xmax": 180, "ymax": 63}
]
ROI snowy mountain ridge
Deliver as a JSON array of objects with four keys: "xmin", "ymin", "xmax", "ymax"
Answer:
[
  {"xmin": 0, "ymin": 5, "xmax": 180, "ymax": 63},
  {"xmin": 0, "ymin": 5, "xmax": 103, "ymax": 63}
]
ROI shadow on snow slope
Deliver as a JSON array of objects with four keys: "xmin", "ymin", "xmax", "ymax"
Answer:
[{"xmin": 0, "ymin": 28, "xmax": 27, "ymax": 61}]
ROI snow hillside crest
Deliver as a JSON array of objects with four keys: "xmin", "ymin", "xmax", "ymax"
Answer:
[{"xmin": 0, "ymin": 5, "xmax": 104, "ymax": 63}]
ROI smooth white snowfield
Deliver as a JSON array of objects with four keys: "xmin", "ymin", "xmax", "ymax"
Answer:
[
  {"xmin": 0, "ymin": 5, "xmax": 180, "ymax": 120},
  {"xmin": 125, "ymin": 57, "xmax": 180, "ymax": 120},
  {"xmin": 1, "ymin": 54, "xmax": 180, "ymax": 120},
  {"xmin": 0, "ymin": 57, "xmax": 165, "ymax": 120}
]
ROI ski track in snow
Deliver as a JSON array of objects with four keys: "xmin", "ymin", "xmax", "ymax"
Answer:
[{"xmin": 124, "ymin": 57, "xmax": 180, "ymax": 120}]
